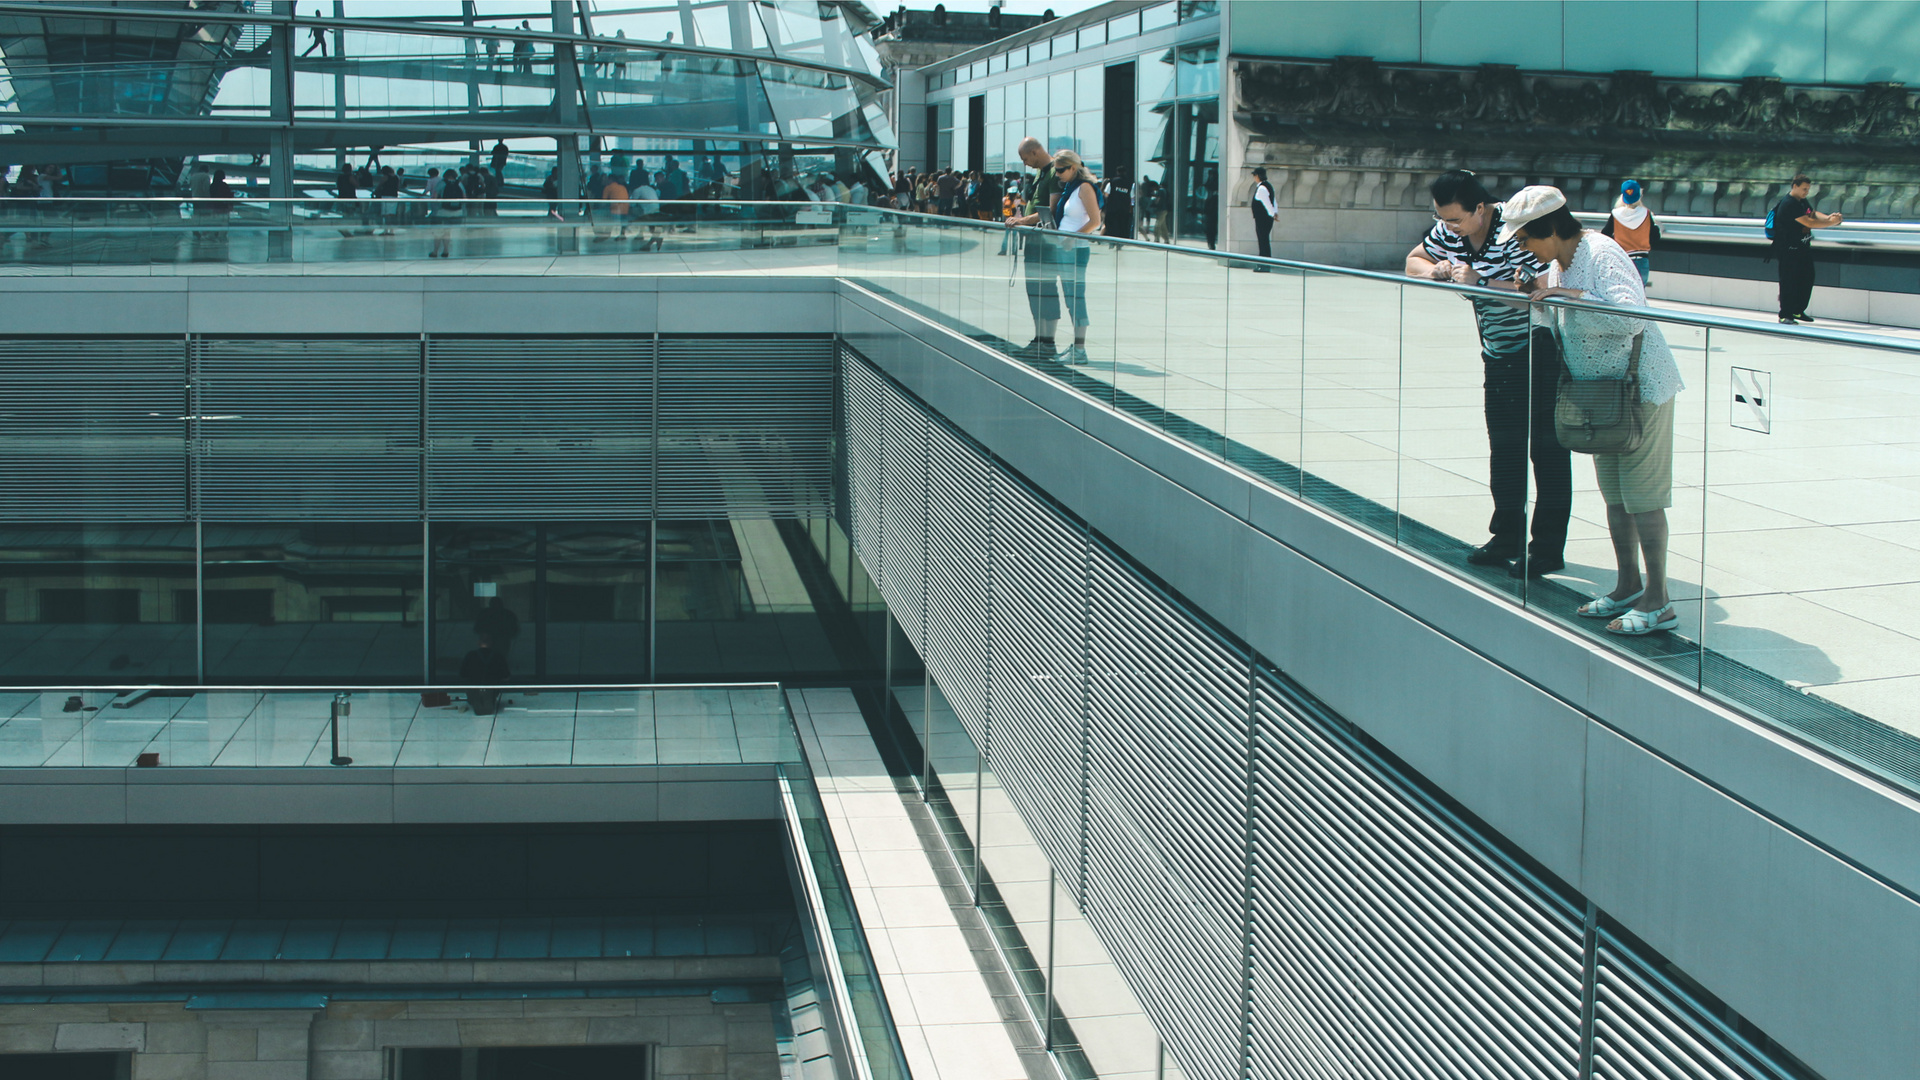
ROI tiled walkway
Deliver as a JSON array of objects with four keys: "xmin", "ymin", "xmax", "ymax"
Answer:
[
  {"xmin": 786, "ymin": 688, "xmax": 1034, "ymax": 1080},
  {"xmin": 0, "ymin": 686, "xmax": 795, "ymax": 768}
]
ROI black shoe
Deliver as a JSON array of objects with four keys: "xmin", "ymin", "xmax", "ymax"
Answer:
[
  {"xmin": 1016, "ymin": 338, "xmax": 1057, "ymax": 361},
  {"xmin": 1466, "ymin": 543, "xmax": 1519, "ymax": 567},
  {"xmin": 1779, "ymin": 316, "xmax": 1797, "ymax": 324},
  {"xmin": 1795, "ymin": 313, "xmax": 1816, "ymax": 323},
  {"xmin": 1508, "ymin": 555, "xmax": 1566, "ymax": 579}
]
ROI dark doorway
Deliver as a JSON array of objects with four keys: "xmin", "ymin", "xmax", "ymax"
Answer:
[
  {"xmin": 400, "ymin": 1046, "xmax": 650, "ymax": 1080},
  {"xmin": 1104, "ymin": 61, "xmax": 1136, "ymax": 187},
  {"xmin": 0, "ymin": 1053, "xmax": 128, "ymax": 1080},
  {"xmin": 967, "ymin": 94, "xmax": 986, "ymax": 175}
]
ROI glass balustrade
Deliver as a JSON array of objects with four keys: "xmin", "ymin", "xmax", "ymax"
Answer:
[{"xmin": 834, "ymin": 210, "xmax": 1920, "ymax": 795}]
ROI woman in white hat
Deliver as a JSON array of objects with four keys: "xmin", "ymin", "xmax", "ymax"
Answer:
[{"xmin": 1500, "ymin": 185, "xmax": 1685, "ymax": 636}]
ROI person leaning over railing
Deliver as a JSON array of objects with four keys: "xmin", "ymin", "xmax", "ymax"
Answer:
[{"xmin": 1504, "ymin": 186, "xmax": 1685, "ymax": 637}]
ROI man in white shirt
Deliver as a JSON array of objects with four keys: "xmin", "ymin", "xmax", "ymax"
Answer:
[{"xmin": 1250, "ymin": 167, "xmax": 1278, "ymax": 270}]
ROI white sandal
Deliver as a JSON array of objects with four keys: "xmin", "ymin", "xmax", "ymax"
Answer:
[
  {"xmin": 1606, "ymin": 602, "xmax": 1678, "ymax": 636},
  {"xmin": 1577, "ymin": 588, "xmax": 1644, "ymax": 619}
]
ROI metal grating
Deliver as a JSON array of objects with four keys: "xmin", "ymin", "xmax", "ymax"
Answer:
[
  {"xmin": 1249, "ymin": 668, "xmax": 1586, "ymax": 1080},
  {"xmin": 1592, "ymin": 936, "xmax": 1800, "ymax": 1080},
  {"xmin": 194, "ymin": 337, "xmax": 420, "ymax": 521},
  {"xmin": 0, "ymin": 338, "xmax": 188, "ymax": 521},
  {"xmin": 979, "ymin": 470, "xmax": 1086, "ymax": 879},
  {"xmin": 657, "ymin": 337, "xmax": 834, "ymax": 518},
  {"xmin": 875, "ymin": 375, "xmax": 927, "ymax": 629},
  {"xmin": 426, "ymin": 337, "xmax": 650, "ymax": 520},
  {"xmin": 842, "ymin": 353, "xmax": 888, "ymax": 577},
  {"xmin": 1082, "ymin": 546, "xmax": 1252, "ymax": 1080},
  {"xmin": 921, "ymin": 417, "xmax": 995, "ymax": 752}
]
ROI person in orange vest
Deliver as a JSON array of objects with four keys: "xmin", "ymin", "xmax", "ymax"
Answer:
[{"xmin": 1601, "ymin": 179, "xmax": 1659, "ymax": 286}]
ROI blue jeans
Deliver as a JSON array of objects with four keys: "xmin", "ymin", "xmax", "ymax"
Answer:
[{"xmin": 1061, "ymin": 244, "xmax": 1092, "ymax": 329}]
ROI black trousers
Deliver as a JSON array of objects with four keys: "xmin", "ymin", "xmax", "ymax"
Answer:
[
  {"xmin": 1254, "ymin": 216, "xmax": 1272, "ymax": 258},
  {"xmin": 1484, "ymin": 331, "xmax": 1571, "ymax": 559},
  {"xmin": 1777, "ymin": 246, "xmax": 1815, "ymax": 317}
]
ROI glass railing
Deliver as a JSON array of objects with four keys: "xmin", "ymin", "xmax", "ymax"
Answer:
[
  {"xmin": 837, "ymin": 209, "xmax": 1920, "ymax": 796},
  {"xmin": 0, "ymin": 683, "xmax": 803, "ymax": 767},
  {"xmin": 0, "ymin": 197, "xmax": 845, "ymax": 274}
]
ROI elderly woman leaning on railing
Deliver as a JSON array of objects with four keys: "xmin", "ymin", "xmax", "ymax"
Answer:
[{"xmin": 1502, "ymin": 186, "xmax": 1686, "ymax": 637}]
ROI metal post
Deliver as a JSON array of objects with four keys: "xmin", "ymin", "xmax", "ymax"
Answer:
[
  {"xmin": 921, "ymin": 670, "xmax": 933, "ymax": 799},
  {"xmin": 268, "ymin": 2, "xmax": 296, "ymax": 259},
  {"xmin": 329, "ymin": 692, "xmax": 353, "ymax": 766},
  {"xmin": 1578, "ymin": 900, "xmax": 1600, "ymax": 1079},
  {"xmin": 552, "ymin": 0, "xmax": 582, "ymax": 248},
  {"xmin": 1042, "ymin": 865, "xmax": 1057, "ymax": 1050}
]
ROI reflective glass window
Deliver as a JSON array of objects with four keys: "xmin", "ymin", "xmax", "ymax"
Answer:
[
  {"xmin": 203, "ymin": 524, "xmax": 422, "ymax": 684},
  {"xmin": 1006, "ymin": 47, "xmax": 1026, "ymax": 71},
  {"xmin": 1076, "ymin": 65, "xmax": 1103, "ymax": 111},
  {"xmin": 1048, "ymin": 115, "xmax": 1075, "ymax": 155},
  {"xmin": 989, "ymin": 54, "xmax": 1004, "ymax": 75},
  {"xmin": 1026, "ymin": 76, "xmax": 1048, "ymax": 116},
  {"xmin": 1050, "ymin": 70, "xmax": 1074, "ymax": 113},
  {"xmin": 984, "ymin": 124, "xmax": 1006, "ymax": 174},
  {"xmin": 1004, "ymin": 80, "xmax": 1025, "ymax": 121},
  {"xmin": 655, "ymin": 519, "xmax": 839, "ymax": 681},
  {"xmin": 759, "ymin": 61, "xmax": 874, "ymax": 142},
  {"xmin": 0, "ymin": 524, "xmax": 198, "ymax": 684},
  {"xmin": 1139, "ymin": 45, "xmax": 1178, "ymax": 102},
  {"xmin": 1108, "ymin": 12, "xmax": 1142, "ymax": 40},
  {"xmin": 970, "ymin": 61, "xmax": 985, "ymax": 81},
  {"xmin": 1078, "ymin": 24, "xmax": 1107, "ymax": 50},
  {"xmin": 1052, "ymin": 33, "xmax": 1077, "ymax": 58},
  {"xmin": 986, "ymin": 86, "xmax": 1004, "ymax": 125},
  {"xmin": 594, "ymin": 54, "xmax": 778, "ymax": 138},
  {"xmin": 1143, "ymin": 3, "xmax": 1179, "ymax": 32},
  {"xmin": 1076, "ymin": 110, "xmax": 1103, "ymax": 173},
  {"xmin": 431, "ymin": 523, "xmax": 649, "ymax": 684},
  {"xmin": 1028, "ymin": 41, "xmax": 1049, "ymax": 65},
  {"xmin": 1180, "ymin": 0, "xmax": 1221, "ymax": 19},
  {"xmin": 1176, "ymin": 43, "xmax": 1220, "ymax": 98},
  {"xmin": 759, "ymin": 0, "xmax": 859, "ymax": 69}
]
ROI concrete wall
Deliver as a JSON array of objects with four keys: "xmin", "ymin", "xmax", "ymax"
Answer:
[
  {"xmin": 0, "ymin": 984, "xmax": 777, "ymax": 1080},
  {"xmin": 836, "ymin": 280, "xmax": 1920, "ymax": 1080}
]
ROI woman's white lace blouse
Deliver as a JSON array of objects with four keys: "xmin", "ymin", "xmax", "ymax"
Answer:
[{"xmin": 1543, "ymin": 232, "xmax": 1684, "ymax": 405}]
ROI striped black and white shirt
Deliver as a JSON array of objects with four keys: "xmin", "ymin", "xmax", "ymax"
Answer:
[{"xmin": 1422, "ymin": 207, "xmax": 1545, "ymax": 357}]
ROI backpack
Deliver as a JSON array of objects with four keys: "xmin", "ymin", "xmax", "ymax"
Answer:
[
  {"xmin": 1763, "ymin": 203, "xmax": 1777, "ymax": 242},
  {"xmin": 439, "ymin": 176, "xmax": 463, "ymax": 212}
]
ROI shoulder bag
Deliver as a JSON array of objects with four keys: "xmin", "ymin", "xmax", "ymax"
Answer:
[{"xmin": 1554, "ymin": 330, "xmax": 1644, "ymax": 455}]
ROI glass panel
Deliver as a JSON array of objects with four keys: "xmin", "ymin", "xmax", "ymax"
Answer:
[
  {"xmin": 1299, "ymin": 274, "xmax": 1404, "ymax": 541},
  {"xmin": 1175, "ymin": 42, "xmax": 1221, "ymax": 99},
  {"xmin": 1110, "ymin": 241, "xmax": 1170, "ymax": 426},
  {"xmin": 1007, "ymin": 47, "xmax": 1026, "ymax": 71},
  {"xmin": 1143, "ymin": 3, "xmax": 1179, "ymax": 32},
  {"xmin": 202, "ymin": 523, "xmax": 422, "ymax": 683},
  {"xmin": 1163, "ymin": 233, "xmax": 1228, "ymax": 456},
  {"xmin": 888, "ymin": 617, "xmax": 925, "ymax": 762},
  {"xmin": 989, "ymin": 54, "xmax": 1004, "ymax": 75},
  {"xmin": 1052, "ymin": 33, "xmax": 1077, "ymax": 59},
  {"xmin": 1180, "ymin": 0, "xmax": 1222, "ymax": 19},
  {"xmin": 1076, "ymin": 65, "xmax": 1104, "ymax": 113},
  {"xmin": 1075, "ymin": 110, "xmax": 1103, "ymax": 175},
  {"xmin": 1004, "ymin": 79, "xmax": 1025, "ymax": 123},
  {"xmin": 1693, "ymin": 323, "xmax": 1920, "ymax": 740},
  {"xmin": 759, "ymin": 62, "xmax": 874, "ymax": 142},
  {"xmin": 1174, "ymin": 100, "xmax": 1219, "ymax": 246},
  {"xmin": 984, "ymin": 124, "xmax": 1006, "ymax": 175},
  {"xmin": 986, "ymin": 85, "xmax": 1004, "ymax": 125},
  {"xmin": 759, "ymin": 0, "xmax": 857, "ymax": 69},
  {"xmin": 1028, "ymin": 41, "xmax": 1049, "ymax": 65},
  {"xmin": 655, "ymin": 519, "xmax": 839, "ymax": 681},
  {"xmin": 1050, "ymin": 70, "xmax": 1074, "ymax": 114},
  {"xmin": 1108, "ymin": 12, "xmax": 1143, "ymax": 40},
  {"xmin": 1048, "ymin": 113, "xmax": 1075, "ymax": 156},
  {"xmin": 923, "ymin": 679, "xmax": 981, "ymax": 890},
  {"xmin": 1225, "ymin": 265, "xmax": 1307, "ymax": 497},
  {"xmin": 0, "ymin": 524, "xmax": 198, "ymax": 683},
  {"xmin": 590, "ymin": 54, "xmax": 779, "ymax": 139},
  {"xmin": 431, "ymin": 522, "xmax": 649, "ymax": 684},
  {"xmin": 1078, "ymin": 24, "xmax": 1107, "ymax": 50},
  {"xmin": 1139, "ymin": 44, "xmax": 1178, "ymax": 104},
  {"xmin": 1026, "ymin": 75, "xmax": 1049, "ymax": 117}
]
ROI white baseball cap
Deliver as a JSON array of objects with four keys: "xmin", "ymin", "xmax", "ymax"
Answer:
[{"xmin": 1495, "ymin": 185, "xmax": 1568, "ymax": 245}]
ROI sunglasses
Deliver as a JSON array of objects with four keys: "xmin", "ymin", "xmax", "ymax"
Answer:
[{"xmin": 1054, "ymin": 166, "xmax": 1072, "ymax": 174}]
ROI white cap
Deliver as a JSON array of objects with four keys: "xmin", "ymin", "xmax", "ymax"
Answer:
[{"xmin": 1495, "ymin": 185, "xmax": 1568, "ymax": 245}]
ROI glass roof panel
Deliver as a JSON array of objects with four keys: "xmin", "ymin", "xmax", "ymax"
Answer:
[{"xmin": 758, "ymin": 59, "xmax": 872, "ymax": 143}]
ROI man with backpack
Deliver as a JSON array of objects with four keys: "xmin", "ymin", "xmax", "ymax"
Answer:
[{"xmin": 1768, "ymin": 174, "xmax": 1844, "ymax": 324}]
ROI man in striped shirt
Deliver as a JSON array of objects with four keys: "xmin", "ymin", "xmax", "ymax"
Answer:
[{"xmin": 1405, "ymin": 170, "xmax": 1570, "ymax": 578}]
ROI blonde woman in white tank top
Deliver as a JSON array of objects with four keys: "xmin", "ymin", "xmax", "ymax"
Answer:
[{"xmin": 1050, "ymin": 150, "xmax": 1103, "ymax": 365}]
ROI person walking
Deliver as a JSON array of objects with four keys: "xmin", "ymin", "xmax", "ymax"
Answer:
[
  {"xmin": 1404, "ymin": 169, "xmax": 1570, "ymax": 579},
  {"xmin": 1250, "ymin": 166, "xmax": 1277, "ymax": 270},
  {"xmin": 513, "ymin": 21, "xmax": 534, "ymax": 74},
  {"xmin": 1504, "ymin": 186, "xmax": 1685, "ymax": 635},
  {"xmin": 1601, "ymin": 180, "xmax": 1658, "ymax": 286},
  {"xmin": 490, "ymin": 140, "xmax": 509, "ymax": 178},
  {"xmin": 1769, "ymin": 174, "xmax": 1842, "ymax": 324},
  {"xmin": 301, "ymin": 9, "xmax": 327, "ymax": 57}
]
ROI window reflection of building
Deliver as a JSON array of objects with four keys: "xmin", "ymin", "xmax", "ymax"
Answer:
[
  {"xmin": 0, "ymin": 524, "xmax": 198, "ymax": 684},
  {"xmin": 201, "ymin": 524, "xmax": 422, "ymax": 684}
]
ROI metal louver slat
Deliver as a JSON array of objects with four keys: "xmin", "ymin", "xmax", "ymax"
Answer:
[
  {"xmin": 1593, "ymin": 938, "xmax": 1797, "ymax": 1080},
  {"xmin": 657, "ymin": 337, "xmax": 833, "ymax": 518},
  {"xmin": 0, "ymin": 338, "xmax": 187, "ymax": 521},
  {"xmin": 195, "ymin": 337, "xmax": 419, "ymax": 521},
  {"xmin": 981, "ymin": 467, "xmax": 1085, "ymax": 879},
  {"xmin": 842, "ymin": 352, "xmax": 887, "ymax": 574},
  {"xmin": 1250, "ymin": 670, "xmax": 1585, "ymax": 1080},
  {"xmin": 426, "ymin": 337, "xmax": 648, "ymax": 520},
  {"xmin": 875, "ymin": 377, "xmax": 927, "ymax": 632},
  {"xmin": 921, "ymin": 418, "xmax": 995, "ymax": 750}
]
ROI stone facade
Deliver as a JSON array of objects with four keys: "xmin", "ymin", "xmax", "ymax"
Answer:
[
  {"xmin": 1224, "ymin": 55, "xmax": 1920, "ymax": 269},
  {"xmin": 0, "ymin": 959, "xmax": 781, "ymax": 1080}
]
